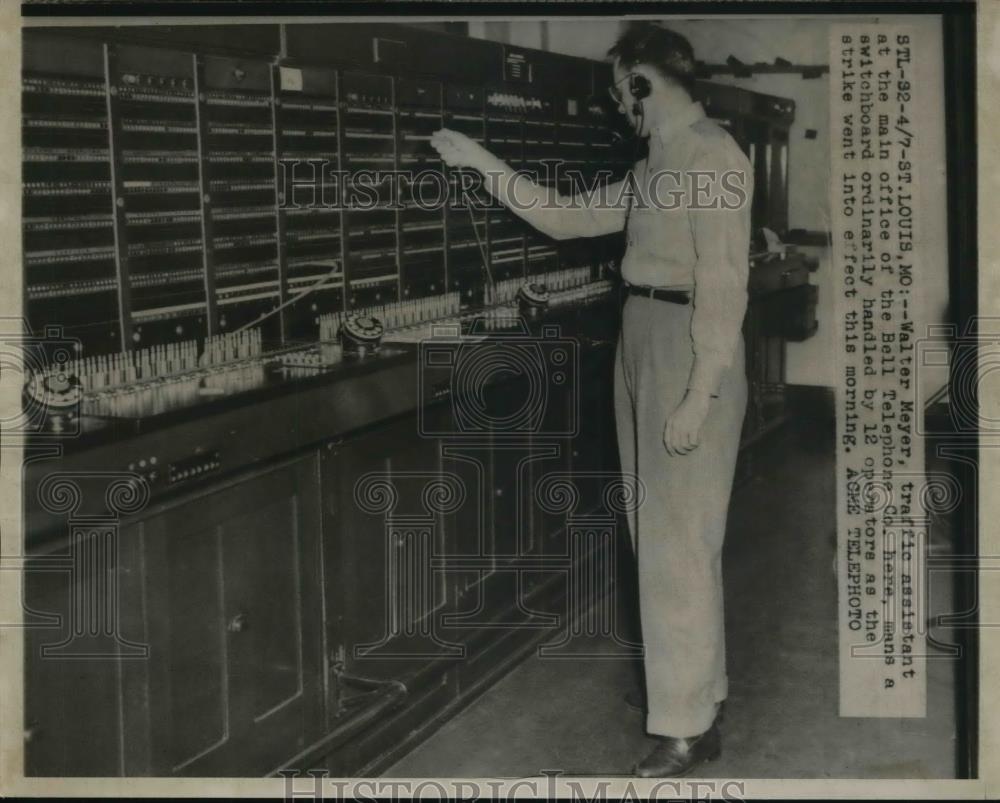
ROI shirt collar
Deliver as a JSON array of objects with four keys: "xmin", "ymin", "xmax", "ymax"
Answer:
[{"xmin": 649, "ymin": 100, "xmax": 706, "ymax": 146}]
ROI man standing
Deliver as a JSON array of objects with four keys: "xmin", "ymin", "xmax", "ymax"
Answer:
[{"xmin": 431, "ymin": 22, "xmax": 752, "ymax": 777}]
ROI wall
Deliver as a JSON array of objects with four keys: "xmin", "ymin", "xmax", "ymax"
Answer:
[
  {"xmin": 663, "ymin": 20, "xmax": 835, "ymax": 388},
  {"xmin": 469, "ymin": 18, "xmax": 950, "ymax": 397}
]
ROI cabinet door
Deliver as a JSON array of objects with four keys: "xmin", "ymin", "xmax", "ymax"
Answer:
[
  {"xmin": 136, "ymin": 457, "xmax": 324, "ymax": 776},
  {"xmin": 527, "ymin": 372, "xmax": 578, "ymax": 560},
  {"xmin": 322, "ymin": 417, "xmax": 453, "ymax": 691},
  {"xmin": 439, "ymin": 440, "xmax": 492, "ymax": 604},
  {"xmin": 23, "ymin": 548, "xmax": 125, "ymax": 777}
]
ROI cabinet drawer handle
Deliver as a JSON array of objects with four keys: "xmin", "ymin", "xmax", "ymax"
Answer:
[
  {"xmin": 24, "ymin": 721, "xmax": 40, "ymax": 743},
  {"xmin": 227, "ymin": 613, "xmax": 248, "ymax": 633}
]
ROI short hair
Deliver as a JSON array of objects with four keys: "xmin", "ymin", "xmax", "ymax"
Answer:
[{"xmin": 607, "ymin": 22, "xmax": 697, "ymax": 95}]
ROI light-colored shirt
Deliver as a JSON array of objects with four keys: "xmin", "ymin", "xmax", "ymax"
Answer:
[{"xmin": 486, "ymin": 100, "xmax": 753, "ymax": 396}]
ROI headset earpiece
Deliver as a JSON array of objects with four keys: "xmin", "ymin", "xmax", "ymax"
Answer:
[
  {"xmin": 629, "ymin": 73, "xmax": 651, "ymax": 101},
  {"xmin": 628, "ymin": 73, "xmax": 651, "ymax": 119}
]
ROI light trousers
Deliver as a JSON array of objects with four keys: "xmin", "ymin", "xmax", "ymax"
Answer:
[{"xmin": 614, "ymin": 294, "xmax": 748, "ymax": 738}]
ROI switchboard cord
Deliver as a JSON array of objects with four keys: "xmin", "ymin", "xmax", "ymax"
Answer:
[
  {"xmin": 237, "ymin": 188, "xmax": 490, "ymax": 337},
  {"xmin": 467, "ymin": 197, "xmax": 496, "ymax": 302},
  {"xmin": 235, "ymin": 266, "xmax": 342, "ymax": 334}
]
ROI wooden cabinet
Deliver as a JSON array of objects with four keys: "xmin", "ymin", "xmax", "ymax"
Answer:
[
  {"xmin": 132, "ymin": 457, "xmax": 325, "ymax": 776},
  {"xmin": 23, "ymin": 344, "xmax": 624, "ymax": 778},
  {"xmin": 24, "ymin": 457, "xmax": 326, "ymax": 777},
  {"xmin": 23, "ymin": 296, "xmax": 802, "ymax": 776}
]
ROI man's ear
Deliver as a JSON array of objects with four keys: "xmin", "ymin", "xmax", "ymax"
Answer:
[{"xmin": 629, "ymin": 74, "xmax": 652, "ymax": 101}]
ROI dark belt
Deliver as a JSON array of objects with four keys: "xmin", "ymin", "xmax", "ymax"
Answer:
[{"xmin": 624, "ymin": 283, "xmax": 691, "ymax": 305}]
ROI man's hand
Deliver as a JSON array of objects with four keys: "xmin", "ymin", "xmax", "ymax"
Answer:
[
  {"xmin": 430, "ymin": 128, "xmax": 493, "ymax": 172},
  {"xmin": 663, "ymin": 390, "xmax": 712, "ymax": 456}
]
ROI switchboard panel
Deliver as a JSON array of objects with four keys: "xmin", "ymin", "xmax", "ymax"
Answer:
[{"xmin": 23, "ymin": 27, "xmax": 634, "ymax": 356}]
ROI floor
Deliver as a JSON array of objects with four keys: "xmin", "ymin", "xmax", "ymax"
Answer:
[{"xmin": 385, "ymin": 413, "xmax": 962, "ymax": 779}]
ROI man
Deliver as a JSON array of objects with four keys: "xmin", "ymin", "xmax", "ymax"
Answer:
[{"xmin": 431, "ymin": 22, "xmax": 752, "ymax": 777}]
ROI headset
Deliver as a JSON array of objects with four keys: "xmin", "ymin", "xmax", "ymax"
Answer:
[{"xmin": 628, "ymin": 73, "xmax": 651, "ymax": 118}]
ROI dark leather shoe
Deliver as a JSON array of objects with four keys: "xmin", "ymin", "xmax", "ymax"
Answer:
[{"xmin": 633, "ymin": 722, "xmax": 721, "ymax": 778}]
